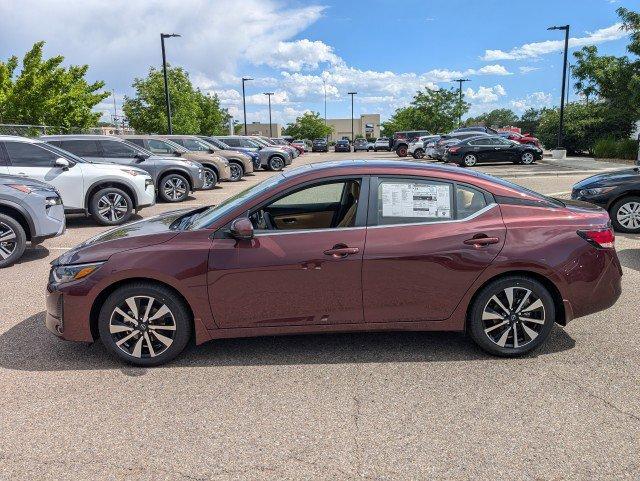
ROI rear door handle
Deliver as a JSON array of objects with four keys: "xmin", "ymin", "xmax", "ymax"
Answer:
[
  {"xmin": 324, "ymin": 245, "xmax": 360, "ymax": 257},
  {"xmin": 464, "ymin": 236, "xmax": 500, "ymax": 246}
]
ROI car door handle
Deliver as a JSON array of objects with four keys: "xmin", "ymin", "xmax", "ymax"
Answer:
[
  {"xmin": 464, "ymin": 236, "xmax": 500, "ymax": 246},
  {"xmin": 324, "ymin": 245, "xmax": 360, "ymax": 257}
]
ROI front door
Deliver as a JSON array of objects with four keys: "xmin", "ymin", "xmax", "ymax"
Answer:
[
  {"xmin": 208, "ymin": 177, "xmax": 367, "ymax": 329},
  {"xmin": 362, "ymin": 177, "xmax": 506, "ymax": 323}
]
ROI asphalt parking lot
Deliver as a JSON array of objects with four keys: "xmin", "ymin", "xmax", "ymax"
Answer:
[{"xmin": 1, "ymin": 151, "xmax": 638, "ymax": 480}]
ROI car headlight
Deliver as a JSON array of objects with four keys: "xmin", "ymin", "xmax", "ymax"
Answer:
[
  {"xmin": 45, "ymin": 196, "xmax": 62, "ymax": 206},
  {"xmin": 121, "ymin": 169, "xmax": 141, "ymax": 176},
  {"xmin": 579, "ymin": 187, "xmax": 614, "ymax": 196},
  {"xmin": 51, "ymin": 262, "xmax": 104, "ymax": 284},
  {"xmin": 183, "ymin": 160, "xmax": 201, "ymax": 168},
  {"xmin": 145, "ymin": 178, "xmax": 154, "ymax": 189}
]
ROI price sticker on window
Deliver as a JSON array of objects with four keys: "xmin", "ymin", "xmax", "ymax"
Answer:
[{"xmin": 380, "ymin": 182, "xmax": 451, "ymax": 219}]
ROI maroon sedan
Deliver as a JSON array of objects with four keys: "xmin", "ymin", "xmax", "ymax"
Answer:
[{"xmin": 46, "ymin": 161, "xmax": 622, "ymax": 366}]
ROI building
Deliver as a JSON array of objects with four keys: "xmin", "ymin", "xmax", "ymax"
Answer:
[
  {"xmin": 326, "ymin": 113, "xmax": 380, "ymax": 142},
  {"xmin": 244, "ymin": 122, "xmax": 282, "ymax": 137}
]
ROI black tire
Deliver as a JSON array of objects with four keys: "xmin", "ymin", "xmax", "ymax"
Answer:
[
  {"xmin": 159, "ymin": 173, "xmax": 190, "ymax": 203},
  {"xmin": 413, "ymin": 148, "xmax": 425, "ymax": 159},
  {"xmin": 461, "ymin": 153, "xmax": 478, "ymax": 167},
  {"xmin": 228, "ymin": 162, "xmax": 244, "ymax": 182},
  {"xmin": 98, "ymin": 282, "xmax": 192, "ymax": 367},
  {"xmin": 396, "ymin": 146, "xmax": 408, "ymax": 157},
  {"xmin": 267, "ymin": 155, "xmax": 285, "ymax": 171},
  {"xmin": 201, "ymin": 167, "xmax": 218, "ymax": 190},
  {"xmin": 0, "ymin": 214, "xmax": 26, "ymax": 268},
  {"xmin": 610, "ymin": 196, "xmax": 640, "ymax": 233},
  {"xmin": 467, "ymin": 276, "xmax": 555, "ymax": 357},
  {"xmin": 520, "ymin": 151, "xmax": 535, "ymax": 165},
  {"xmin": 89, "ymin": 187, "xmax": 133, "ymax": 226}
]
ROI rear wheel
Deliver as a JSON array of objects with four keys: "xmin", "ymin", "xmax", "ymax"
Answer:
[
  {"xmin": 159, "ymin": 173, "xmax": 189, "ymax": 202},
  {"xmin": 468, "ymin": 276, "xmax": 555, "ymax": 357},
  {"xmin": 228, "ymin": 162, "xmax": 244, "ymax": 182},
  {"xmin": 201, "ymin": 167, "xmax": 218, "ymax": 190},
  {"xmin": 0, "ymin": 214, "xmax": 26, "ymax": 268},
  {"xmin": 396, "ymin": 146, "xmax": 408, "ymax": 157},
  {"xmin": 413, "ymin": 148, "xmax": 425, "ymax": 159},
  {"xmin": 461, "ymin": 154, "xmax": 478, "ymax": 167},
  {"xmin": 611, "ymin": 196, "xmax": 640, "ymax": 233},
  {"xmin": 89, "ymin": 187, "xmax": 133, "ymax": 226},
  {"xmin": 98, "ymin": 282, "xmax": 192, "ymax": 366},
  {"xmin": 267, "ymin": 155, "xmax": 285, "ymax": 171}
]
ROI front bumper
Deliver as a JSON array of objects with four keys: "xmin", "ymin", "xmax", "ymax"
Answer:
[
  {"xmin": 32, "ymin": 202, "xmax": 66, "ymax": 244},
  {"xmin": 570, "ymin": 189, "xmax": 610, "ymax": 209},
  {"xmin": 190, "ymin": 168, "xmax": 205, "ymax": 190},
  {"xmin": 137, "ymin": 178, "xmax": 156, "ymax": 209}
]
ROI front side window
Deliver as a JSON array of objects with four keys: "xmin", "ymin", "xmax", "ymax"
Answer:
[
  {"xmin": 376, "ymin": 178, "xmax": 453, "ymax": 225},
  {"xmin": 148, "ymin": 139, "xmax": 174, "ymax": 154},
  {"xmin": 4, "ymin": 141, "xmax": 58, "ymax": 167},
  {"xmin": 180, "ymin": 138, "xmax": 209, "ymax": 152},
  {"xmin": 99, "ymin": 140, "xmax": 138, "ymax": 158}
]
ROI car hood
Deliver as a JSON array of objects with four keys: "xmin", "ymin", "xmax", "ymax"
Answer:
[
  {"xmin": 82, "ymin": 162, "xmax": 148, "ymax": 175},
  {"xmin": 573, "ymin": 168, "xmax": 640, "ymax": 189},
  {"xmin": 0, "ymin": 174, "xmax": 57, "ymax": 189},
  {"xmin": 217, "ymin": 149, "xmax": 250, "ymax": 161},
  {"xmin": 51, "ymin": 209, "xmax": 191, "ymax": 266}
]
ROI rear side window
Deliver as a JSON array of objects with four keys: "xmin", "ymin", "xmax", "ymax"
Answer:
[
  {"xmin": 376, "ymin": 178, "xmax": 453, "ymax": 225},
  {"xmin": 58, "ymin": 139, "xmax": 101, "ymax": 157},
  {"xmin": 127, "ymin": 139, "xmax": 146, "ymax": 149},
  {"xmin": 456, "ymin": 185, "xmax": 488, "ymax": 219},
  {"xmin": 99, "ymin": 140, "xmax": 138, "ymax": 158},
  {"xmin": 4, "ymin": 141, "xmax": 58, "ymax": 166},
  {"xmin": 223, "ymin": 138, "xmax": 240, "ymax": 147}
]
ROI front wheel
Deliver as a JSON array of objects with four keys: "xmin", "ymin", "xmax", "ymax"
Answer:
[
  {"xmin": 611, "ymin": 196, "xmax": 640, "ymax": 233},
  {"xmin": 89, "ymin": 187, "xmax": 133, "ymax": 226},
  {"xmin": 396, "ymin": 146, "xmax": 408, "ymax": 157},
  {"xmin": 228, "ymin": 162, "xmax": 244, "ymax": 182},
  {"xmin": 159, "ymin": 173, "xmax": 189, "ymax": 202},
  {"xmin": 201, "ymin": 167, "xmax": 218, "ymax": 190},
  {"xmin": 461, "ymin": 154, "xmax": 477, "ymax": 167},
  {"xmin": 413, "ymin": 148, "xmax": 425, "ymax": 159},
  {"xmin": 467, "ymin": 276, "xmax": 555, "ymax": 357},
  {"xmin": 98, "ymin": 282, "xmax": 192, "ymax": 366},
  {"xmin": 520, "ymin": 151, "xmax": 535, "ymax": 165},
  {"xmin": 0, "ymin": 214, "xmax": 26, "ymax": 268},
  {"xmin": 267, "ymin": 155, "xmax": 285, "ymax": 171}
]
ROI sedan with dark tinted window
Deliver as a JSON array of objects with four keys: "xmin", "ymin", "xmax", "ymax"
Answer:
[
  {"xmin": 444, "ymin": 135, "xmax": 543, "ymax": 167},
  {"xmin": 45, "ymin": 161, "xmax": 621, "ymax": 366},
  {"xmin": 334, "ymin": 139, "xmax": 351, "ymax": 152}
]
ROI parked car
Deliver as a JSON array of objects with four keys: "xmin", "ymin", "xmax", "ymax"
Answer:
[
  {"xmin": 312, "ymin": 138, "xmax": 328, "ymax": 152},
  {"xmin": 392, "ymin": 130, "xmax": 430, "ymax": 157},
  {"xmin": 498, "ymin": 131, "xmax": 542, "ymax": 149},
  {"xmin": 431, "ymin": 132, "xmax": 490, "ymax": 161},
  {"xmin": 2, "ymin": 136, "xmax": 154, "ymax": 225},
  {"xmin": 0, "ymin": 174, "xmax": 65, "ymax": 267},
  {"xmin": 366, "ymin": 140, "xmax": 375, "ymax": 151},
  {"xmin": 291, "ymin": 140, "xmax": 309, "ymax": 152},
  {"xmin": 257, "ymin": 136, "xmax": 299, "ymax": 159},
  {"xmin": 453, "ymin": 126, "xmax": 499, "ymax": 134},
  {"xmin": 334, "ymin": 139, "xmax": 351, "ymax": 152},
  {"xmin": 42, "ymin": 135, "xmax": 202, "ymax": 203},
  {"xmin": 409, "ymin": 135, "xmax": 441, "ymax": 159},
  {"xmin": 198, "ymin": 136, "xmax": 261, "ymax": 171},
  {"xmin": 283, "ymin": 140, "xmax": 304, "ymax": 155},
  {"xmin": 374, "ymin": 138, "xmax": 391, "ymax": 152},
  {"xmin": 45, "ymin": 160, "xmax": 622, "ymax": 366},
  {"xmin": 444, "ymin": 135, "xmax": 543, "ymax": 167},
  {"xmin": 213, "ymin": 136, "xmax": 290, "ymax": 171},
  {"xmin": 572, "ymin": 169, "xmax": 640, "ymax": 233},
  {"xmin": 120, "ymin": 135, "xmax": 231, "ymax": 190},
  {"xmin": 353, "ymin": 138, "xmax": 369, "ymax": 152},
  {"xmin": 161, "ymin": 135, "xmax": 253, "ymax": 182}
]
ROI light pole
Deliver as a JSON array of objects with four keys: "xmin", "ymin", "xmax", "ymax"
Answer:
[
  {"xmin": 347, "ymin": 91, "xmax": 357, "ymax": 142},
  {"xmin": 241, "ymin": 77, "xmax": 253, "ymax": 135},
  {"xmin": 548, "ymin": 25, "xmax": 570, "ymax": 149},
  {"xmin": 453, "ymin": 78, "xmax": 470, "ymax": 127},
  {"xmin": 264, "ymin": 92, "xmax": 274, "ymax": 137},
  {"xmin": 160, "ymin": 33, "xmax": 180, "ymax": 134}
]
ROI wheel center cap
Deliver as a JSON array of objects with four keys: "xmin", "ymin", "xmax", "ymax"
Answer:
[
  {"xmin": 139, "ymin": 323, "xmax": 147, "ymax": 331},
  {"xmin": 509, "ymin": 314, "xmax": 517, "ymax": 321}
]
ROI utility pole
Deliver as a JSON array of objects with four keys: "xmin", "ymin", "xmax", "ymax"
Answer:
[
  {"xmin": 242, "ymin": 77, "xmax": 253, "ymax": 135},
  {"xmin": 160, "ymin": 33, "xmax": 181, "ymax": 134},
  {"xmin": 453, "ymin": 78, "xmax": 470, "ymax": 127},
  {"xmin": 348, "ymin": 91, "xmax": 357, "ymax": 142},
  {"xmin": 264, "ymin": 92, "xmax": 274, "ymax": 137},
  {"xmin": 548, "ymin": 25, "xmax": 570, "ymax": 149}
]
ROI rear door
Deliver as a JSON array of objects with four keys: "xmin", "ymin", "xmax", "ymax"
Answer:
[
  {"xmin": 362, "ymin": 176, "xmax": 506, "ymax": 323},
  {"xmin": 56, "ymin": 139, "xmax": 103, "ymax": 163}
]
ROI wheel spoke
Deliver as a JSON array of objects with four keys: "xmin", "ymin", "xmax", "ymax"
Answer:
[
  {"xmin": 149, "ymin": 304, "xmax": 170, "ymax": 321},
  {"xmin": 0, "ymin": 231, "xmax": 16, "ymax": 242},
  {"xmin": 513, "ymin": 324, "xmax": 519, "ymax": 348},
  {"xmin": 490, "ymin": 295, "xmax": 510, "ymax": 316},
  {"xmin": 109, "ymin": 323, "xmax": 134, "ymax": 334},
  {"xmin": 142, "ymin": 297, "xmax": 154, "ymax": 322},
  {"xmin": 521, "ymin": 317, "xmax": 545, "ymax": 325},
  {"xmin": 521, "ymin": 299, "xmax": 543, "ymax": 313},
  {"xmin": 521, "ymin": 323, "xmax": 538, "ymax": 341},
  {"xmin": 116, "ymin": 330, "xmax": 139, "ymax": 346},
  {"xmin": 515, "ymin": 290, "xmax": 532, "ymax": 313},
  {"xmin": 0, "ymin": 245, "xmax": 13, "ymax": 259},
  {"xmin": 482, "ymin": 309, "xmax": 503, "ymax": 321},
  {"xmin": 149, "ymin": 324, "xmax": 176, "ymax": 331},
  {"xmin": 125, "ymin": 297, "xmax": 139, "ymax": 319},
  {"xmin": 505, "ymin": 287, "xmax": 515, "ymax": 309},
  {"xmin": 113, "ymin": 307, "xmax": 138, "ymax": 325},
  {"xmin": 496, "ymin": 326, "xmax": 511, "ymax": 347},
  {"xmin": 485, "ymin": 320, "xmax": 508, "ymax": 333},
  {"xmin": 143, "ymin": 332, "xmax": 156, "ymax": 357},
  {"xmin": 131, "ymin": 337, "xmax": 144, "ymax": 358},
  {"xmin": 151, "ymin": 330, "xmax": 172, "ymax": 347}
]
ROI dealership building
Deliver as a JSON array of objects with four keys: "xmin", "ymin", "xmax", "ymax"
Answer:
[
  {"xmin": 243, "ymin": 122, "xmax": 283, "ymax": 137},
  {"xmin": 326, "ymin": 113, "xmax": 380, "ymax": 141}
]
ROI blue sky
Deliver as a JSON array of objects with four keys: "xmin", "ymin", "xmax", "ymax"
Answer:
[{"xmin": 0, "ymin": 0, "xmax": 636, "ymax": 126}]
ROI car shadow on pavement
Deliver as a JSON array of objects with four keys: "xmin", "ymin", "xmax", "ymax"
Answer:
[
  {"xmin": 15, "ymin": 245, "xmax": 50, "ymax": 264},
  {"xmin": 616, "ymin": 248, "xmax": 640, "ymax": 272},
  {"xmin": 0, "ymin": 312, "xmax": 575, "ymax": 372},
  {"xmin": 64, "ymin": 213, "xmax": 144, "ymax": 228}
]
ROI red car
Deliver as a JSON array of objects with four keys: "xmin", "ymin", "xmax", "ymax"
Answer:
[
  {"xmin": 46, "ymin": 161, "xmax": 622, "ymax": 366},
  {"xmin": 500, "ymin": 131, "xmax": 542, "ymax": 148}
]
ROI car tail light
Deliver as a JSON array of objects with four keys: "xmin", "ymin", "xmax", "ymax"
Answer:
[
  {"xmin": 448, "ymin": 146, "xmax": 460, "ymax": 153},
  {"xmin": 578, "ymin": 227, "xmax": 615, "ymax": 249}
]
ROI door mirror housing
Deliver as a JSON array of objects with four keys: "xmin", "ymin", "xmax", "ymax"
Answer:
[
  {"xmin": 208, "ymin": 148, "xmax": 216, "ymax": 154},
  {"xmin": 173, "ymin": 150, "xmax": 182, "ymax": 157},
  {"xmin": 229, "ymin": 218, "xmax": 254, "ymax": 240},
  {"xmin": 134, "ymin": 153, "xmax": 149, "ymax": 162},
  {"xmin": 54, "ymin": 158, "xmax": 70, "ymax": 169}
]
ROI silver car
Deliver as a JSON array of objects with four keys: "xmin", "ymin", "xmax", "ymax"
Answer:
[{"xmin": 0, "ymin": 174, "xmax": 65, "ymax": 268}]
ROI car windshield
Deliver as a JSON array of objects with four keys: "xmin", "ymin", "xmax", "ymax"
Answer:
[
  {"xmin": 40, "ymin": 142, "xmax": 87, "ymax": 163},
  {"xmin": 184, "ymin": 174, "xmax": 284, "ymax": 230}
]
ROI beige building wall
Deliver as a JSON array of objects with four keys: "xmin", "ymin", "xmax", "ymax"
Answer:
[
  {"xmin": 244, "ymin": 122, "xmax": 282, "ymax": 137},
  {"xmin": 326, "ymin": 114, "xmax": 380, "ymax": 141}
]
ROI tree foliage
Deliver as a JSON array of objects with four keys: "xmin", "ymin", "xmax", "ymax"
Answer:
[
  {"xmin": 464, "ymin": 108, "xmax": 519, "ymax": 129},
  {"xmin": 0, "ymin": 41, "xmax": 108, "ymax": 128},
  {"xmin": 282, "ymin": 111, "xmax": 333, "ymax": 139},
  {"xmin": 123, "ymin": 65, "xmax": 230, "ymax": 135}
]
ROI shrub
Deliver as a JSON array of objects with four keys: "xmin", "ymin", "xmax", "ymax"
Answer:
[{"xmin": 594, "ymin": 137, "xmax": 639, "ymax": 160}]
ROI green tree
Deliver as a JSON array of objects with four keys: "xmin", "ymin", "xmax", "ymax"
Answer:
[
  {"xmin": 0, "ymin": 41, "xmax": 108, "ymax": 128},
  {"xmin": 515, "ymin": 108, "xmax": 544, "ymax": 135},
  {"xmin": 283, "ymin": 111, "xmax": 332, "ymax": 139},
  {"xmin": 197, "ymin": 90, "xmax": 231, "ymax": 135},
  {"xmin": 465, "ymin": 108, "xmax": 518, "ymax": 128}
]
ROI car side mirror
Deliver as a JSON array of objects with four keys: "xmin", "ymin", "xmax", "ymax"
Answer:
[
  {"xmin": 173, "ymin": 151, "xmax": 182, "ymax": 157},
  {"xmin": 229, "ymin": 218, "xmax": 254, "ymax": 240},
  {"xmin": 54, "ymin": 158, "xmax": 70, "ymax": 170},
  {"xmin": 208, "ymin": 148, "xmax": 216, "ymax": 154},
  {"xmin": 134, "ymin": 153, "xmax": 149, "ymax": 162}
]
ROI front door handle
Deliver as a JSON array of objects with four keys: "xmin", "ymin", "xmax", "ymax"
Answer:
[
  {"xmin": 324, "ymin": 244, "xmax": 360, "ymax": 257},
  {"xmin": 464, "ymin": 236, "xmax": 500, "ymax": 246}
]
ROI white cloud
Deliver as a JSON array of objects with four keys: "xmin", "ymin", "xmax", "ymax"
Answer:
[
  {"xmin": 246, "ymin": 39, "xmax": 342, "ymax": 72},
  {"xmin": 519, "ymin": 66, "xmax": 541, "ymax": 74},
  {"xmin": 481, "ymin": 23, "xmax": 627, "ymax": 61},
  {"xmin": 509, "ymin": 91, "xmax": 553, "ymax": 111},
  {"xmin": 464, "ymin": 85, "xmax": 507, "ymax": 103}
]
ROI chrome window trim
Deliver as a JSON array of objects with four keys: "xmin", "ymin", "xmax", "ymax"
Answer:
[
  {"xmin": 368, "ymin": 203, "xmax": 497, "ymax": 229},
  {"xmin": 253, "ymin": 226, "xmax": 366, "ymax": 237}
]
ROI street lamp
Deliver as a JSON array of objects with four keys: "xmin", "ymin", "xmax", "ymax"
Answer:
[
  {"xmin": 347, "ymin": 91, "xmax": 357, "ymax": 143},
  {"xmin": 160, "ymin": 33, "xmax": 181, "ymax": 134},
  {"xmin": 453, "ymin": 78, "xmax": 470, "ymax": 127},
  {"xmin": 548, "ymin": 25, "xmax": 570, "ymax": 149},
  {"xmin": 242, "ymin": 77, "xmax": 253, "ymax": 135},
  {"xmin": 264, "ymin": 92, "xmax": 274, "ymax": 137}
]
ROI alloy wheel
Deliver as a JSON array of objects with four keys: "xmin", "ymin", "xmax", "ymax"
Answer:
[
  {"xmin": 521, "ymin": 152, "xmax": 534, "ymax": 164},
  {"xmin": 109, "ymin": 296, "xmax": 177, "ymax": 359},
  {"xmin": 270, "ymin": 157, "xmax": 285, "ymax": 170},
  {"xmin": 97, "ymin": 193, "xmax": 129, "ymax": 223},
  {"xmin": 163, "ymin": 177, "xmax": 187, "ymax": 201},
  {"xmin": 229, "ymin": 163, "xmax": 243, "ymax": 181},
  {"xmin": 202, "ymin": 169, "xmax": 217, "ymax": 189},
  {"xmin": 463, "ymin": 154, "xmax": 477, "ymax": 167},
  {"xmin": 616, "ymin": 201, "xmax": 640, "ymax": 230},
  {"xmin": 0, "ymin": 222, "xmax": 17, "ymax": 261},
  {"xmin": 482, "ymin": 287, "xmax": 545, "ymax": 349}
]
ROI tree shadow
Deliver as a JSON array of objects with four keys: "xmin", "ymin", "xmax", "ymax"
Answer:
[
  {"xmin": 0, "ymin": 312, "xmax": 576, "ymax": 373},
  {"xmin": 616, "ymin": 248, "xmax": 640, "ymax": 271}
]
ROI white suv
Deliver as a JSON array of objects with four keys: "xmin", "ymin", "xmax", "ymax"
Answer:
[{"xmin": 0, "ymin": 136, "xmax": 155, "ymax": 226}]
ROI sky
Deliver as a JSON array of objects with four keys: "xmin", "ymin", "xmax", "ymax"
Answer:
[{"xmin": 0, "ymin": 0, "xmax": 636, "ymax": 127}]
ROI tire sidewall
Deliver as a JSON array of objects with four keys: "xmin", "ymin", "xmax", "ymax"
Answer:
[
  {"xmin": 468, "ymin": 276, "xmax": 555, "ymax": 357},
  {"xmin": 0, "ymin": 213, "xmax": 26, "ymax": 268},
  {"xmin": 268, "ymin": 156, "xmax": 284, "ymax": 171},
  {"xmin": 397, "ymin": 146, "xmax": 408, "ymax": 157},
  {"xmin": 229, "ymin": 162, "xmax": 244, "ymax": 182},
  {"xmin": 159, "ymin": 173, "xmax": 189, "ymax": 202},
  {"xmin": 413, "ymin": 149, "xmax": 424, "ymax": 159},
  {"xmin": 610, "ymin": 196, "xmax": 640, "ymax": 233},
  {"xmin": 89, "ymin": 187, "xmax": 133, "ymax": 226},
  {"xmin": 202, "ymin": 167, "xmax": 218, "ymax": 189}
]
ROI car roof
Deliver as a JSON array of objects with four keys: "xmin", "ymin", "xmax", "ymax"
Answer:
[
  {"xmin": 39, "ymin": 134, "xmax": 127, "ymax": 141},
  {"xmin": 0, "ymin": 135, "xmax": 41, "ymax": 143}
]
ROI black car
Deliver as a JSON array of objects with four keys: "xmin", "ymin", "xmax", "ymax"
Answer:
[
  {"xmin": 431, "ymin": 132, "xmax": 489, "ymax": 161},
  {"xmin": 312, "ymin": 138, "xmax": 328, "ymax": 152},
  {"xmin": 453, "ymin": 126, "xmax": 499, "ymax": 134},
  {"xmin": 443, "ymin": 135, "xmax": 543, "ymax": 167},
  {"xmin": 572, "ymin": 168, "xmax": 640, "ymax": 233},
  {"xmin": 334, "ymin": 139, "xmax": 351, "ymax": 152},
  {"xmin": 353, "ymin": 138, "xmax": 368, "ymax": 152}
]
